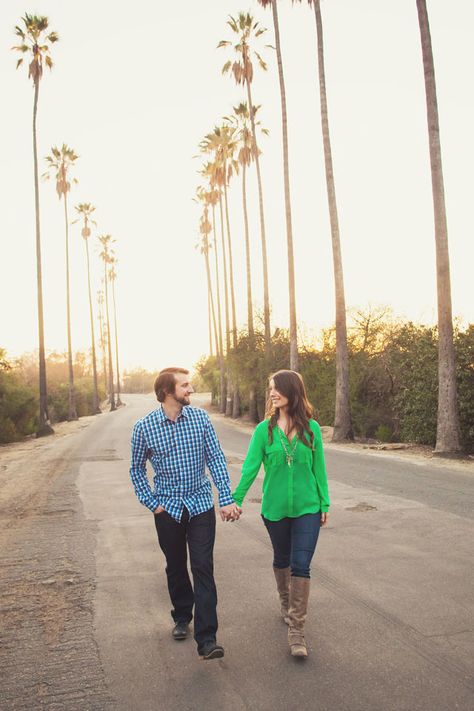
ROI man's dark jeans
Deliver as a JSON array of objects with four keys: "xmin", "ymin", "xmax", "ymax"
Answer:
[
  {"xmin": 154, "ymin": 506, "xmax": 217, "ymax": 649},
  {"xmin": 262, "ymin": 512, "xmax": 321, "ymax": 578}
]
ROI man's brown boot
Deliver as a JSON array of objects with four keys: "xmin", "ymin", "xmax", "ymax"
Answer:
[
  {"xmin": 273, "ymin": 567, "xmax": 290, "ymax": 624},
  {"xmin": 287, "ymin": 576, "xmax": 311, "ymax": 658}
]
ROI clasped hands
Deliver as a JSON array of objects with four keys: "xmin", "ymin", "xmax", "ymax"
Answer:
[{"xmin": 219, "ymin": 503, "xmax": 242, "ymax": 522}]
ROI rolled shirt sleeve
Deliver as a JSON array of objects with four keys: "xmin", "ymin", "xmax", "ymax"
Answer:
[
  {"xmin": 203, "ymin": 415, "xmax": 234, "ymax": 507},
  {"xmin": 129, "ymin": 421, "xmax": 160, "ymax": 512},
  {"xmin": 312, "ymin": 423, "xmax": 330, "ymax": 512}
]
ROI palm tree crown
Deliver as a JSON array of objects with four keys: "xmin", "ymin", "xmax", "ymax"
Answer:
[
  {"xmin": 75, "ymin": 202, "xmax": 96, "ymax": 239},
  {"xmin": 199, "ymin": 124, "xmax": 239, "ymax": 189},
  {"xmin": 218, "ymin": 12, "xmax": 268, "ymax": 86},
  {"xmin": 229, "ymin": 102, "xmax": 268, "ymax": 165},
  {"xmin": 12, "ymin": 13, "xmax": 58, "ymax": 82},
  {"xmin": 44, "ymin": 144, "xmax": 79, "ymax": 196}
]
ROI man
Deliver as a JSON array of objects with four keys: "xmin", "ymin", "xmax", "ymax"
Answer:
[{"xmin": 129, "ymin": 367, "xmax": 240, "ymax": 660}]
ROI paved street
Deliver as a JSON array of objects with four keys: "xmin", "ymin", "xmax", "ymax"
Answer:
[{"xmin": 1, "ymin": 393, "xmax": 474, "ymax": 710}]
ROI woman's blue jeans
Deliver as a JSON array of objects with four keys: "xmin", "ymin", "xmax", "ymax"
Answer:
[{"xmin": 262, "ymin": 513, "xmax": 321, "ymax": 578}]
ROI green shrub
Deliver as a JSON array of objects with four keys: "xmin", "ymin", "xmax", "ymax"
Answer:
[{"xmin": 375, "ymin": 425, "xmax": 392, "ymax": 442}]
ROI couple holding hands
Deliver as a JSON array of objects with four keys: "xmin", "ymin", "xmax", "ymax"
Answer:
[{"xmin": 130, "ymin": 367, "xmax": 330, "ymax": 661}]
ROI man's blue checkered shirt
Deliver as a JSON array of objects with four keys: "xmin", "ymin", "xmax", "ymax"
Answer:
[{"xmin": 130, "ymin": 405, "xmax": 234, "ymax": 521}]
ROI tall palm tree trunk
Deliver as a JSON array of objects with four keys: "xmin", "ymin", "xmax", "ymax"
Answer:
[
  {"xmin": 313, "ymin": 0, "xmax": 352, "ymax": 441},
  {"xmin": 245, "ymin": 76, "xmax": 271, "ymax": 355},
  {"xmin": 207, "ymin": 291, "xmax": 213, "ymax": 356},
  {"xmin": 103, "ymin": 263, "xmax": 116, "ymax": 411},
  {"xmin": 219, "ymin": 195, "xmax": 233, "ymax": 415},
  {"xmin": 204, "ymin": 246, "xmax": 219, "ymax": 360},
  {"xmin": 242, "ymin": 162, "xmax": 258, "ymax": 422},
  {"xmin": 212, "ymin": 204, "xmax": 224, "ymax": 357},
  {"xmin": 242, "ymin": 163, "xmax": 254, "ymax": 336},
  {"xmin": 416, "ymin": 0, "xmax": 461, "ymax": 455},
  {"xmin": 223, "ymin": 175, "xmax": 240, "ymax": 418},
  {"xmin": 63, "ymin": 195, "xmax": 78, "ymax": 420},
  {"xmin": 219, "ymin": 194, "xmax": 230, "ymax": 414},
  {"xmin": 85, "ymin": 239, "xmax": 100, "ymax": 414},
  {"xmin": 223, "ymin": 176, "xmax": 238, "ymax": 348},
  {"xmin": 219, "ymin": 194, "xmax": 231, "ymax": 354},
  {"xmin": 98, "ymin": 296, "xmax": 108, "ymax": 397},
  {"xmin": 270, "ymin": 0, "xmax": 298, "ymax": 370},
  {"xmin": 32, "ymin": 80, "xmax": 53, "ymax": 436},
  {"xmin": 212, "ymin": 204, "xmax": 226, "ymax": 410},
  {"xmin": 111, "ymin": 278, "xmax": 123, "ymax": 406}
]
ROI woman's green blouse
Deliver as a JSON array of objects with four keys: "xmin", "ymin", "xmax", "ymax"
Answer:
[{"xmin": 232, "ymin": 419, "xmax": 330, "ymax": 521}]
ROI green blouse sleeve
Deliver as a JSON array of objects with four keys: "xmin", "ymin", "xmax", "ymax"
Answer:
[
  {"xmin": 312, "ymin": 421, "xmax": 330, "ymax": 512},
  {"xmin": 232, "ymin": 422, "xmax": 266, "ymax": 506}
]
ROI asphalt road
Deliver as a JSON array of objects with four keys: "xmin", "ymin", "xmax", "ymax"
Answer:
[{"xmin": 74, "ymin": 393, "xmax": 474, "ymax": 711}]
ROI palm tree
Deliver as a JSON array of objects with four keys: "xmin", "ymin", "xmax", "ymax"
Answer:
[
  {"xmin": 207, "ymin": 183, "xmax": 225, "ymax": 360},
  {"xmin": 12, "ymin": 14, "xmax": 58, "ymax": 436},
  {"xmin": 97, "ymin": 289, "xmax": 108, "ymax": 397},
  {"xmin": 98, "ymin": 235, "xmax": 116, "ymax": 411},
  {"xmin": 44, "ymin": 144, "xmax": 79, "ymax": 421},
  {"xmin": 230, "ymin": 102, "xmax": 269, "ymax": 337},
  {"xmin": 199, "ymin": 166, "xmax": 227, "ymax": 411},
  {"xmin": 200, "ymin": 126, "xmax": 239, "ymax": 349},
  {"xmin": 230, "ymin": 102, "xmax": 269, "ymax": 422},
  {"xmin": 416, "ymin": 0, "xmax": 461, "ymax": 455},
  {"xmin": 257, "ymin": 0, "xmax": 298, "ymax": 369},
  {"xmin": 197, "ymin": 202, "xmax": 220, "ymax": 361},
  {"xmin": 295, "ymin": 0, "xmax": 353, "ymax": 441},
  {"xmin": 200, "ymin": 159, "xmax": 230, "ymax": 362},
  {"xmin": 200, "ymin": 131, "xmax": 240, "ymax": 416},
  {"xmin": 74, "ymin": 203, "xmax": 101, "ymax": 414},
  {"xmin": 196, "ymin": 187, "xmax": 220, "ymax": 356},
  {"xmin": 219, "ymin": 12, "xmax": 272, "ymax": 357},
  {"xmin": 207, "ymin": 291, "xmax": 213, "ymax": 357},
  {"xmin": 108, "ymin": 257, "xmax": 123, "ymax": 407}
]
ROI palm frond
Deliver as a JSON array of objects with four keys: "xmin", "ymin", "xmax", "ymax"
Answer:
[{"xmin": 255, "ymin": 52, "xmax": 267, "ymax": 72}]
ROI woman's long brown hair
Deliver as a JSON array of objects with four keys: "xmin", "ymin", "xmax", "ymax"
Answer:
[{"xmin": 266, "ymin": 370, "xmax": 315, "ymax": 449}]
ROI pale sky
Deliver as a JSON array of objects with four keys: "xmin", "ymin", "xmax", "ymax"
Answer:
[{"xmin": 1, "ymin": 0, "xmax": 473, "ymax": 372}]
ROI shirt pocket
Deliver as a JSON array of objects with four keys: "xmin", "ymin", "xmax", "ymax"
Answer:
[
  {"xmin": 293, "ymin": 444, "xmax": 313, "ymax": 466},
  {"xmin": 264, "ymin": 443, "xmax": 285, "ymax": 466}
]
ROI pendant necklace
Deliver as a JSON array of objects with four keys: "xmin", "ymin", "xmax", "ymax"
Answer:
[{"xmin": 277, "ymin": 426, "xmax": 298, "ymax": 467}]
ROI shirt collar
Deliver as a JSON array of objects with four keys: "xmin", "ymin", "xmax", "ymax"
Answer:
[{"xmin": 157, "ymin": 405, "xmax": 189, "ymax": 423}]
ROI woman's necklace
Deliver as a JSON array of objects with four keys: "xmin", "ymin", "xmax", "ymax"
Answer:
[{"xmin": 277, "ymin": 426, "xmax": 298, "ymax": 467}]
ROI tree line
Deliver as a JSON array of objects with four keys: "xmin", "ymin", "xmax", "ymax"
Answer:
[
  {"xmin": 194, "ymin": 2, "xmax": 468, "ymax": 457},
  {"xmin": 0, "ymin": 350, "xmax": 152, "ymax": 443},
  {"xmin": 11, "ymin": 14, "xmax": 123, "ymax": 436},
  {"xmin": 196, "ymin": 310, "xmax": 474, "ymax": 454}
]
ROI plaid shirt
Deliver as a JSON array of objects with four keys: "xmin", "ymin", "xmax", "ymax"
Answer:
[{"xmin": 130, "ymin": 405, "xmax": 234, "ymax": 521}]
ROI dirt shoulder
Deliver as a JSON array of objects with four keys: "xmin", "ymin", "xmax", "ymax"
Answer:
[
  {"xmin": 0, "ymin": 415, "xmax": 100, "ymax": 538},
  {"xmin": 0, "ymin": 411, "xmax": 114, "ymax": 710}
]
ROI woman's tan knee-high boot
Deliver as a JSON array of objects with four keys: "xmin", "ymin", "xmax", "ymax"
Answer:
[
  {"xmin": 273, "ymin": 567, "xmax": 290, "ymax": 624},
  {"xmin": 287, "ymin": 576, "xmax": 310, "ymax": 657}
]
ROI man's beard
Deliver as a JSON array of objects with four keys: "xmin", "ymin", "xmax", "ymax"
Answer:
[{"xmin": 174, "ymin": 394, "xmax": 190, "ymax": 406}]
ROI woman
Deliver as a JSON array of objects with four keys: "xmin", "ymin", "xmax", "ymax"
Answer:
[{"xmin": 233, "ymin": 370, "xmax": 330, "ymax": 658}]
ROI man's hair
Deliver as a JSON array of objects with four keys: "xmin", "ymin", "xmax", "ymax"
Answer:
[{"xmin": 154, "ymin": 367, "xmax": 189, "ymax": 403}]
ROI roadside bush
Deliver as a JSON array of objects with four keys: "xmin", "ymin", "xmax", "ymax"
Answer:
[
  {"xmin": 375, "ymin": 425, "xmax": 392, "ymax": 442},
  {"xmin": 196, "ymin": 315, "xmax": 474, "ymax": 453},
  {"xmin": 0, "ymin": 351, "xmax": 37, "ymax": 441},
  {"xmin": 455, "ymin": 325, "xmax": 474, "ymax": 452}
]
